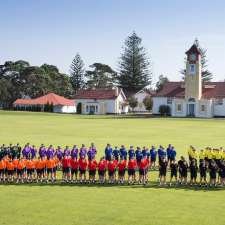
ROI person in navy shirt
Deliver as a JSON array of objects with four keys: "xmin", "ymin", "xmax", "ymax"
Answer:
[
  {"xmin": 128, "ymin": 146, "xmax": 135, "ymax": 160},
  {"xmin": 150, "ymin": 146, "xmax": 157, "ymax": 168},
  {"xmin": 166, "ymin": 144, "xmax": 172, "ymax": 162},
  {"xmin": 158, "ymin": 145, "xmax": 166, "ymax": 166},
  {"xmin": 105, "ymin": 144, "xmax": 113, "ymax": 161},
  {"xmin": 113, "ymin": 146, "xmax": 120, "ymax": 161},
  {"xmin": 142, "ymin": 146, "xmax": 148, "ymax": 158},
  {"xmin": 135, "ymin": 147, "xmax": 142, "ymax": 164},
  {"xmin": 120, "ymin": 145, "xmax": 127, "ymax": 160}
]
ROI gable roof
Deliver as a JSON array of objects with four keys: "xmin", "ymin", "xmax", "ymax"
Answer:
[
  {"xmin": 155, "ymin": 82, "xmax": 225, "ymax": 99},
  {"xmin": 185, "ymin": 44, "xmax": 201, "ymax": 55},
  {"xmin": 14, "ymin": 93, "xmax": 75, "ymax": 106},
  {"xmin": 74, "ymin": 88, "xmax": 126, "ymax": 100}
]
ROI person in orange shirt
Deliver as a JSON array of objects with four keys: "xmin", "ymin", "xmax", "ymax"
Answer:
[
  {"xmin": 36, "ymin": 157, "xmax": 46, "ymax": 183},
  {"xmin": 0, "ymin": 157, "xmax": 6, "ymax": 182},
  {"xmin": 6, "ymin": 157, "xmax": 15, "ymax": 182},
  {"xmin": 17, "ymin": 157, "xmax": 26, "ymax": 183},
  {"xmin": 13, "ymin": 156, "xmax": 19, "ymax": 181},
  {"xmin": 46, "ymin": 157, "xmax": 56, "ymax": 183},
  {"xmin": 26, "ymin": 158, "xmax": 35, "ymax": 183}
]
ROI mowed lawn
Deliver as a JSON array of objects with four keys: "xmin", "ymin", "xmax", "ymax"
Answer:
[{"xmin": 0, "ymin": 110, "xmax": 225, "ymax": 225}]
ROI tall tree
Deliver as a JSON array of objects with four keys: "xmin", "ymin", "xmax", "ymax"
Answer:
[
  {"xmin": 118, "ymin": 31, "xmax": 151, "ymax": 92},
  {"xmin": 181, "ymin": 39, "xmax": 213, "ymax": 81},
  {"xmin": 155, "ymin": 74, "xmax": 169, "ymax": 92},
  {"xmin": 85, "ymin": 63, "xmax": 117, "ymax": 88},
  {"xmin": 70, "ymin": 53, "xmax": 85, "ymax": 93}
]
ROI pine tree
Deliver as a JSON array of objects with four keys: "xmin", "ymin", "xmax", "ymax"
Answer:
[
  {"xmin": 181, "ymin": 39, "xmax": 213, "ymax": 82},
  {"xmin": 118, "ymin": 31, "xmax": 151, "ymax": 92},
  {"xmin": 70, "ymin": 53, "xmax": 85, "ymax": 93},
  {"xmin": 156, "ymin": 74, "xmax": 169, "ymax": 92}
]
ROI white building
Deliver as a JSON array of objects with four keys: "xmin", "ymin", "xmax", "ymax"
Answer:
[
  {"xmin": 133, "ymin": 89, "xmax": 155, "ymax": 112},
  {"xmin": 153, "ymin": 43, "xmax": 225, "ymax": 118},
  {"xmin": 74, "ymin": 88, "xmax": 128, "ymax": 114},
  {"xmin": 13, "ymin": 93, "xmax": 76, "ymax": 113}
]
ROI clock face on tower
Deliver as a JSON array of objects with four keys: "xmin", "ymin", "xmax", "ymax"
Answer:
[{"xmin": 190, "ymin": 54, "xmax": 196, "ymax": 61}]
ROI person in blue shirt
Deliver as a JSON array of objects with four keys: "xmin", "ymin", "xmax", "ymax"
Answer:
[
  {"xmin": 135, "ymin": 147, "xmax": 142, "ymax": 164},
  {"xmin": 105, "ymin": 144, "xmax": 113, "ymax": 161},
  {"xmin": 170, "ymin": 146, "xmax": 177, "ymax": 162},
  {"xmin": 113, "ymin": 146, "xmax": 120, "ymax": 161},
  {"xmin": 128, "ymin": 146, "xmax": 135, "ymax": 160},
  {"xmin": 150, "ymin": 146, "xmax": 157, "ymax": 168},
  {"xmin": 166, "ymin": 144, "xmax": 172, "ymax": 162},
  {"xmin": 119, "ymin": 145, "xmax": 127, "ymax": 160},
  {"xmin": 142, "ymin": 146, "xmax": 148, "ymax": 158},
  {"xmin": 158, "ymin": 145, "xmax": 166, "ymax": 166}
]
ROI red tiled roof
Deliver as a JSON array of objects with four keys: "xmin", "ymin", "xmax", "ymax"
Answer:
[
  {"xmin": 185, "ymin": 44, "xmax": 201, "ymax": 55},
  {"xmin": 74, "ymin": 88, "xmax": 125, "ymax": 100},
  {"xmin": 13, "ymin": 93, "xmax": 75, "ymax": 106},
  {"xmin": 155, "ymin": 82, "xmax": 225, "ymax": 99}
]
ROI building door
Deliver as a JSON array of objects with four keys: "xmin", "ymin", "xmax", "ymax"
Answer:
[{"xmin": 188, "ymin": 104, "xmax": 195, "ymax": 117}]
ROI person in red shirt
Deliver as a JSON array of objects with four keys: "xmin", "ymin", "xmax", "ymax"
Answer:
[
  {"xmin": 26, "ymin": 158, "xmax": 35, "ymax": 183},
  {"xmin": 88, "ymin": 158, "xmax": 98, "ymax": 183},
  {"xmin": 70, "ymin": 157, "xmax": 79, "ymax": 183},
  {"xmin": 107, "ymin": 158, "xmax": 117, "ymax": 184},
  {"xmin": 128, "ymin": 157, "xmax": 137, "ymax": 184},
  {"xmin": 139, "ymin": 156, "xmax": 149, "ymax": 185},
  {"xmin": 117, "ymin": 158, "xmax": 126, "ymax": 184},
  {"xmin": 98, "ymin": 157, "xmax": 107, "ymax": 184},
  {"xmin": 79, "ymin": 158, "xmax": 87, "ymax": 183},
  {"xmin": 62, "ymin": 156, "xmax": 71, "ymax": 183}
]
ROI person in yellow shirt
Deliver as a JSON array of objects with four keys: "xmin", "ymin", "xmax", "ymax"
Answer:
[
  {"xmin": 192, "ymin": 148, "xmax": 198, "ymax": 163},
  {"xmin": 199, "ymin": 149, "xmax": 205, "ymax": 163},
  {"xmin": 187, "ymin": 146, "xmax": 194, "ymax": 162},
  {"xmin": 207, "ymin": 148, "xmax": 213, "ymax": 164}
]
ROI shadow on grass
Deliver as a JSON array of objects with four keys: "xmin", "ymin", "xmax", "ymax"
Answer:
[{"xmin": 1, "ymin": 181, "xmax": 224, "ymax": 192}]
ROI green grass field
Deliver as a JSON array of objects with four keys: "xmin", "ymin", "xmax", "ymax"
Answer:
[{"xmin": 0, "ymin": 110, "xmax": 225, "ymax": 225}]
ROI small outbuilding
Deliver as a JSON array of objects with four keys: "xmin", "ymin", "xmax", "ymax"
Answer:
[{"xmin": 13, "ymin": 93, "xmax": 76, "ymax": 113}]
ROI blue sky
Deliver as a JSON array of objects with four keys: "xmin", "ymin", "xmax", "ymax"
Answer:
[{"xmin": 1, "ymin": 0, "xmax": 225, "ymax": 84}]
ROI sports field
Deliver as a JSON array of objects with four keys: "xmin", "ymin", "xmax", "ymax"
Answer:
[{"xmin": 0, "ymin": 110, "xmax": 225, "ymax": 225}]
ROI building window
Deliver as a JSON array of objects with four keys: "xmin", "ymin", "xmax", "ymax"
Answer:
[
  {"xmin": 86, "ymin": 105, "xmax": 89, "ymax": 113},
  {"xmin": 176, "ymin": 104, "xmax": 182, "ymax": 112},
  {"xmin": 189, "ymin": 64, "xmax": 196, "ymax": 75},
  {"xmin": 95, "ymin": 105, "xmax": 98, "ymax": 112},
  {"xmin": 201, "ymin": 105, "xmax": 206, "ymax": 112},
  {"xmin": 167, "ymin": 97, "xmax": 172, "ymax": 104},
  {"xmin": 215, "ymin": 99, "xmax": 223, "ymax": 105}
]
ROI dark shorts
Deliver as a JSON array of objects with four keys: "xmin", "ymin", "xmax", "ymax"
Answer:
[
  {"xmin": 27, "ymin": 169, "xmax": 34, "ymax": 175},
  {"xmin": 0, "ymin": 169, "xmax": 5, "ymax": 175},
  {"xmin": 200, "ymin": 170, "xmax": 206, "ymax": 179},
  {"xmin": 17, "ymin": 169, "xmax": 25, "ymax": 175},
  {"xmin": 139, "ymin": 169, "xmax": 145, "ymax": 176},
  {"xmin": 62, "ymin": 167, "xmax": 70, "ymax": 173},
  {"xmin": 37, "ymin": 168, "xmax": 44, "ymax": 175},
  {"xmin": 159, "ymin": 169, "xmax": 167, "ymax": 176},
  {"xmin": 128, "ymin": 169, "xmax": 135, "ymax": 176},
  {"xmin": 190, "ymin": 172, "xmax": 197, "ymax": 179},
  {"xmin": 7, "ymin": 170, "xmax": 14, "ymax": 176},
  {"xmin": 71, "ymin": 168, "xmax": 78, "ymax": 175},
  {"xmin": 108, "ymin": 170, "xmax": 115, "ymax": 177},
  {"xmin": 79, "ymin": 168, "xmax": 86, "ymax": 175},
  {"xmin": 89, "ymin": 170, "xmax": 96, "ymax": 176},
  {"xmin": 118, "ymin": 170, "xmax": 125, "ymax": 176},
  {"xmin": 171, "ymin": 171, "xmax": 177, "ymax": 178},
  {"xmin": 210, "ymin": 172, "xmax": 216, "ymax": 179},
  {"xmin": 151, "ymin": 157, "xmax": 156, "ymax": 163},
  {"xmin": 98, "ymin": 170, "xmax": 105, "ymax": 177},
  {"xmin": 47, "ymin": 168, "xmax": 55, "ymax": 174}
]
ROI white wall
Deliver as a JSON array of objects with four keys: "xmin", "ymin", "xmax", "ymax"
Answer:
[
  {"xmin": 152, "ymin": 97, "xmax": 169, "ymax": 114},
  {"xmin": 171, "ymin": 99, "xmax": 187, "ymax": 117},
  {"xmin": 213, "ymin": 99, "xmax": 225, "ymax": 116},
  {"xmin": 195, "ymin": 99, "xmax": 213, "ymax": 118},
  {"xmin": 53, "ymin": 105, "xmax": 76, "ymax": 113}
]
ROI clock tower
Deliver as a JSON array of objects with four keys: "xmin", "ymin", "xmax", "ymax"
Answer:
[{"xmin": 184, "ymin": 44, "xmax": 202, "ymax": 100}]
